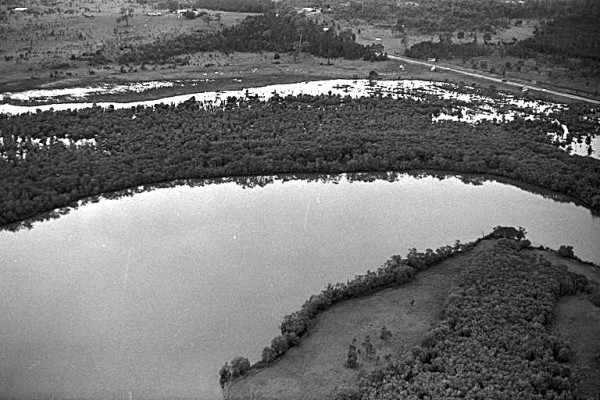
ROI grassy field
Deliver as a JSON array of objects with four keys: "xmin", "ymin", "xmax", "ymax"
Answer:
[
  {"xmin": 1, "ymin": 0, "xmax": 598, "ymax": 103},
  {"xmin": 0, "ymin": 0, "xmax": 255, "ymax": 86}
]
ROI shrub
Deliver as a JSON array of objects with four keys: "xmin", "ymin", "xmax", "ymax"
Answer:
[
  {"xmin": 380, "ymin": 325, "xmax": 392, "ymax": 341},
  {"xmin": 519, "ymin": 239, "xmax": 532, "ymax": 249},
  {"xmin": 271, "ymin": 335, "xmax": 289, "ymax": 355},
  {"xmin": 590, "ymin": 289, "xmax": 600, "ymax": 307},
  {"xmin": 230, "ymin": 356, "xmax": 250, "ymax": 377},
  {"xmin": 262, "ymin": 346, "xmax": 277, "ymax": 363},
  {"xmin": 558, "ymin": 245, "xmax": 575, "ymax": 258},
  {"xmin": 285, "ymin": 332, "xmax": 300, "ymax": 347},
  {"xmin": 346, "ymin": 341, "xmax": 358, "ymax": 369},
  {"xmin": 280, "ymin": 310, "xmax": 310, "ymax": 336},
  {"xmin": 332, "ymin": 386, "xmax": 361, "ymax": 399}
]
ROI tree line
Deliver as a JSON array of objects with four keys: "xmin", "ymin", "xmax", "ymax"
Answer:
[
  {"xmin": 330, "ymin": 0, "xmax": 585, "ymax": 33},
  {"xmin": 220, "ymin": 233, "xmax": 483, "ymax": 390},
  {"xmin": 507, "ymin": 4, "xmax": 600, "ymax": 77},
  {"xmin": 191, "ymin": 0, "xmax": 274, "ymax": 13},
  {"xmin": 405, "ymin": 41, "xmax": 491, "ymax": 61},
  {"xmin": 1, "ymin": 92, "xmax": 600, "ymax": 228}
]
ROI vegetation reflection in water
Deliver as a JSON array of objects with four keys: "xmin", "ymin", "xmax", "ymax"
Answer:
[{"xmin": 3, "ymin": 171, "xmax": 596, "ymax": 233}]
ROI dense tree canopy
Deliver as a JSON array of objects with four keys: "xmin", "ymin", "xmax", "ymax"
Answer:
[
  {"xmin": 118, "ymin": 12, "xmax": 384, "ymax": 65},
  {"xmin": 358, "ymin": 239, "xmax": 589, "ymax": 399},
  {"xmin": 508, "ymin": 5, "xmax": 600, "ymax": 76},
  {"xmin": 192, "ymin": 0, "xmax": 275, "ymax": 13},
  {"xmin": 1, "ymin": 92, "xmax": 599, "ymax": 228}
]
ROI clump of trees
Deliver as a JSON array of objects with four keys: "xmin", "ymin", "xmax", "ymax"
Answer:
[
  {"xmin": 192, "ymin": 0, "xmax": 274, "ymax": 13},
  {"xmin": 506, "ymin": 3, "xmax": 600, "ymax": 80},
  {"xmin": 332, "ymin": 0, "xmax": 586, "ymax": 33},
  {"xmin": 118, "ymin": 12, "xmax": 383, "ymax": 65},
  {"xmin": 357, "ymin": 240, "xmax": 591, "ymax": 399},
  {"xmin": 219, "ymin": 356, "xmax": 251, "ymax": 391},
  {"xmin": 405, "ymin": 41, "xmax": 491, "ymax": 61}
]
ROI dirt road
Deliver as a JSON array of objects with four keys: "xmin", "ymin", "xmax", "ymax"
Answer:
[{"xmin": 388, "ymin": 54, "xmax": 600, "ymax": 105}]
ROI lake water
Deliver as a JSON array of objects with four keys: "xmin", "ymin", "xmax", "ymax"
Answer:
[{"xmin": 1, "ymin": 173, "xmax": 599, "ymax": 400}]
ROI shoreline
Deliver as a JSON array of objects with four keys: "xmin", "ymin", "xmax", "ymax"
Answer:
[
  {"xmin": 3, "ymin": 169, "xmax": 597, "ymax": 234},
  {"xmin": 1, "ymin": 56, "xmax": 590, "ymax": 108},
  {"xmin": 224, "ymin": 236, "xmax": 600, "ymax": 399}
]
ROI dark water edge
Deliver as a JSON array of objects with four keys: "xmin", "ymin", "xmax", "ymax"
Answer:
[{"xmin": 2, "ymin": 169, "xmax": 597, "ymax": 234}]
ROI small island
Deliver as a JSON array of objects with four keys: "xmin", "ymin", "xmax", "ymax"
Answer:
[{"xmin": 221, "ymin": 227, "xmax": 600, "ymax": 399}]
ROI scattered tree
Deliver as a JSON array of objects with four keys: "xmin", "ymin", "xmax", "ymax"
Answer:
[{"xmin": 117, "ymin": 7, "xmax": 134, "ymax": 26}]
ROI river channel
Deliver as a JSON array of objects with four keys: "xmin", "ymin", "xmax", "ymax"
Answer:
[{"xmin": 1, "ymin": 173, "xmax": 599, "ymax": 400}]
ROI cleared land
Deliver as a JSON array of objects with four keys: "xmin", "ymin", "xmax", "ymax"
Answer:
[
  {"xmin": 1, "ymin": 1, "xmax": 597, "ymax": 103},
  {"xmin": 227, "ymin": 241, "xmax": 600, "ymax": 399}
]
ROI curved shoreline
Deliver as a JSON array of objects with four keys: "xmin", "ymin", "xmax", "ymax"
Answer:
[
  {"xmin": 2, "ymin": 89, "xmax": 599, "ymax": 227},
  {"xmin": 2, "ymin": 169, "xmax": 597, "ymax": 233},
  {"xmin": 224, "ymin": 236, "xmax": 600, "ymax": 399}
]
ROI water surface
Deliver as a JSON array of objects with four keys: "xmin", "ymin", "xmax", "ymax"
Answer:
[{"xmin": 1, "ymin": 174, "xmax": 599, "ymax": 400}]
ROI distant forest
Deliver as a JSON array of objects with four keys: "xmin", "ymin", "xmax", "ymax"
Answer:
[
  {"xmin": 1, "ymin": 92, "xmax": 599, "ymax": 227},
  {"xmin": 192, "ymin": 0, "xmax": 274, "ymax": 13},
  {"xmin": 156, "ymin": 0, "xmax": 275, "ymax": 13},
  {"xmin": 330, "ymin": 0, "xmax": 585, "ymax": 32},
  {"xmin": 118, "ymin": 12, "xmax": 385, "ymax": 65},
  {"xmin": 508, "ymin": 5, "xmax": 600, "ymax": 76}
]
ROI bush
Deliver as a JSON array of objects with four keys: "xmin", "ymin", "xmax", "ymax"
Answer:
[
  {"xmin": 558, "ymin": 245, "xmax": 575, "ymax": 258},
  {"xmin": 285, "ymin": 332, "xmax": 300, "ymax": 347},
  {"xmin": 262, "ymin": 346, "xmax": 277, "ymax": 363},
  {"xmin": 590, "ymin": 289, "xmax": 600, "ymax": 307},
  {"xmin": 280, "ymin": 310, "xmax": 309, "ymax": 336},
  {"xmin": 332, "ymin": 386, "xmax": 361, "ymax": 399},
  {"xmin": 345, "ymin": 342, "xmax": 358, "ymax": 369},
  {"xmin": 230, "ymin": 356, "xmax": 251, "ymax": 377},
  {"xmin": 271, "ymin": 335, "xmax": 289, "ymax": 355}
]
